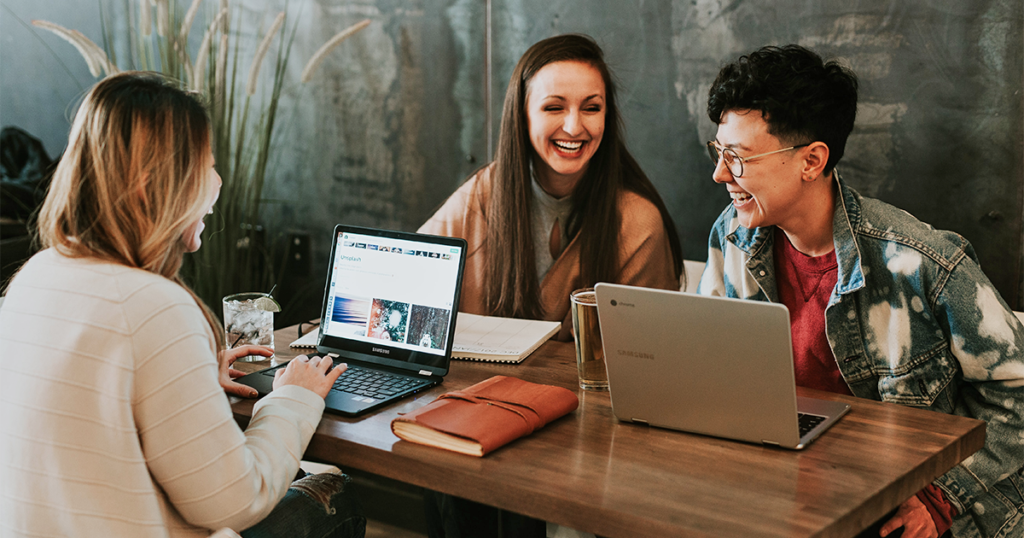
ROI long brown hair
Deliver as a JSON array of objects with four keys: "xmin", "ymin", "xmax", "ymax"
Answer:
[
  {"xmin": 485, "ymin": 34, "xmax": 683, "ymax": 318},
  {"xmin": 37, "ymin": 71, "xmax": 224, "ymax": 348}
]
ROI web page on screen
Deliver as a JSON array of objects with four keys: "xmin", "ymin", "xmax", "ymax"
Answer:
[{"xmin": 322, "ymin": 231, "xmax": 463, "ymax": 357}]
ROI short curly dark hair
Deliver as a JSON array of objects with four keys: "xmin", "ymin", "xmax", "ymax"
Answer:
[{"xmin": 707, "ymin": 45, "xmax": 858, "ymax": 175}]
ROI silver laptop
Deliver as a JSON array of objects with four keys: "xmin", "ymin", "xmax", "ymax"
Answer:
[{"xmin": 595, "ymin": 283, "xmax": 850, "ymax": 450}]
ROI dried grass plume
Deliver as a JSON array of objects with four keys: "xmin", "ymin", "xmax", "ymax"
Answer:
[
  {"xmin": 214, "ymin": 33, "xmax": 228, "ymax": 109},
  {"xmin": 218, "ymin": 0, "xmax": 229, "ymax": 33},
  {"xmin": 300, "ymin": 19, "xmax": 371, "ymax": 84},
  {"xmin": 32, "ymin": 20, "xmax": 115, "ymax": 77},
  {"xmin": 155, "ymin": 0, "xmax": 170, "ymax": 37},
  {"xmin": 178, "ymin": 0, "xmax": 203, "ymax": 43},
  {"xmin": 139, "ymin": 0, "xmax": 151, "ymax": 37},
  {"xmin": 192, "ymin": 9, "xmax": 227, "ymax": 92},
  {"xmin": 245, "ymin": 12, "xmax": 285, "ymax": 96}
]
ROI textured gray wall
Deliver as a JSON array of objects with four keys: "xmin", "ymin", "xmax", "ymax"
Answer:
[
  {"xmin": 2, "ymin": 0, "xmax": 1022, "ymax": 309},
  {"xmin": 485, "ymin": 0, "xmax": 1024, "ymax": 309},
  {"xmin": 1, "ymin": 0, "xmax": 98, "ymax": 158}
]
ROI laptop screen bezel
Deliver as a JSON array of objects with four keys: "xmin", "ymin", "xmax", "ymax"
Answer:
[{"xmin": 314, "ymin": 224, "xmax": 467, "ymax": 377}]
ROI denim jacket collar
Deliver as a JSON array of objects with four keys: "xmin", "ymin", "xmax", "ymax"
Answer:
[
  {"xmin": 703, "ymin": 170, "xmax": 1024, "ymax": 536},
  {"xmin": 725, "ymin": 171, "xmax": 866, "ymax": 300}
]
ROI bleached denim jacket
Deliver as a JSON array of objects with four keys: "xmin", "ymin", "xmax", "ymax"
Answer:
[{"xmin": 698, "ymin": 174, "xmax": 1024, "ymax": 538}]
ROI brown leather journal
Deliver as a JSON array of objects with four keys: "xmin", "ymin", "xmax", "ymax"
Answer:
[{"xmin": 390, "ymin": 375, "xmax": 579, "ymax": 456}]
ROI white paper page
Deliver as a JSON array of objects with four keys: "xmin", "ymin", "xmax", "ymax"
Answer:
[{"xmin": 453, "ymin": 313, "xmax": 559, "ymax": 356}]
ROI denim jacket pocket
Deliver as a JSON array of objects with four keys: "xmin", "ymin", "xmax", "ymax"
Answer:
[{"xmin": 875, "ymin": 344, "xmax": 958, "ymax": 409}]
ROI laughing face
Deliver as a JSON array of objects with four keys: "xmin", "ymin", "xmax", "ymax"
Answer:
[
  {"xmin": 182, "ymin": 150, "xmax": 222, "ymax": 253},
  {"xmin": 526, "ymin": 60, "xmax": 606, "ymax": 195},
  {"xmin": 712, "ymin": 109, "xmax": 810, "ymax": 231}
]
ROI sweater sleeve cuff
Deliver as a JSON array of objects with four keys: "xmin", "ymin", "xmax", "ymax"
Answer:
[{"xmin": 253, "ymin": 385, "xmax": 325, "ymax": 429}]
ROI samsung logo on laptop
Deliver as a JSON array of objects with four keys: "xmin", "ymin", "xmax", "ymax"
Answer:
[
  {"xmin": 372, "ymin": 347, "xmax": 390, "ymax": 355},
  {"xmin": 618, "ymin": 349, "xmax": 654, "ymax": 360}
]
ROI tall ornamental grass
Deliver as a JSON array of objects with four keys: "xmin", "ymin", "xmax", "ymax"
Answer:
[{"xmin": 34, "ymin": 0, "xmax": 369, "ymax": 314}]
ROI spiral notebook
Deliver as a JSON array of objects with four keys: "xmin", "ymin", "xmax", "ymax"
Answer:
[
  {"xmin": 450, "ymin": 313, "xmax": 560, "ymax": 363},
  {"xmin": 290, "ymin": 329, "xmax": 320, "ymax": 349},
  {"xmin": 292, "ymin": 312, "xmax": 559, "ymax": 364}
]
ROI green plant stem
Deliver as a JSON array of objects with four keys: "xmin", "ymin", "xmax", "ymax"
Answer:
[{"xmin": 86, "ymin": 0, "xmax": 301, "ymax": 317}]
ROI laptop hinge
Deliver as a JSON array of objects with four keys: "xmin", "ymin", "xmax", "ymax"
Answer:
[
  {"xmin": 761, "ymin": 440, "xmax": 781, "ymax": 446},
  {"xmin": 631, "ymin": 418, "xmax": 649, "ymax": 425},
  {"xmin": 418, "ymin": 370, "xmax": 432, "ymax": 376}
]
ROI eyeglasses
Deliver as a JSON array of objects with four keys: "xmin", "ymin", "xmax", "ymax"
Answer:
[{"xmin": 706, "ymin": 141, "xmax": 809, "ymax": 178}]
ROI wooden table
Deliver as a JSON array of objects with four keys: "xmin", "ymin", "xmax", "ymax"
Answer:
[{"xmin": 231, "ymin": 325, "xmax": 985, "ymax": 538}]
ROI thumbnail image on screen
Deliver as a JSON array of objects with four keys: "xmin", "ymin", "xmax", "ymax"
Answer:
[
  {"xmin": 330, "ymin": 294, "xmax": 371, "ymax": 338},
  {"xmin": 406, "ymin": 305, "xmax": 451, "ymax": 350},
  {"xmin": 367, "ymin": 299, "xmax": 409, "ymax": 343}
]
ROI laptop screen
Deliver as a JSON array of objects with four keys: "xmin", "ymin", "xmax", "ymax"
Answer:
[{"xmin": 317, "ymin": 225, "xmax": 466, "ymax": 376}]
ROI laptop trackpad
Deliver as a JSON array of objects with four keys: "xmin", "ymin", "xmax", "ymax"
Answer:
[{"xmin": 324, "ymin": 390, "xmax": 373, "ymax": 414}]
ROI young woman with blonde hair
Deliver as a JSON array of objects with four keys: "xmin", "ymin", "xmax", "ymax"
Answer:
[{"xmin": 0, "ymin": 72, "xmax": 364, "ymax": 538}]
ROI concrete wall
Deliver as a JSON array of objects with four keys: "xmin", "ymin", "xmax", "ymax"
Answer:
[{"xmin": 3, "ymin": 0, "xmax": 1022, "ymax": 309}]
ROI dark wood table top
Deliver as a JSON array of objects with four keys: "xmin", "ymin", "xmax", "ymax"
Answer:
[{"xmin": 230, "ymin": 325, "xmax": 985, "ymax": 538}]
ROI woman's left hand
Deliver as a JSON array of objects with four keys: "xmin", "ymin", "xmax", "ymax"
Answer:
[{"xmin": 218, "ymin": 345, "xmax": 273, "ymax": 398}]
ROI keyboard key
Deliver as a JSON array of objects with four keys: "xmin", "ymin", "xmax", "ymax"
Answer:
[{"xmin": 798, "ymin": 413, "xmax": 827, "ymax": 436}]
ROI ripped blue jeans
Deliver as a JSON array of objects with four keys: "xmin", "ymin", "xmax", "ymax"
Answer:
[{"xmin": 242, "ymin": 473, "xmax": 365, "ymax": 538}]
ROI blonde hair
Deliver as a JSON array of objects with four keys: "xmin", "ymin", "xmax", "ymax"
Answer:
[{"xmin": 37, "ymin": 71, "xmax": 224, "ymax": 347}]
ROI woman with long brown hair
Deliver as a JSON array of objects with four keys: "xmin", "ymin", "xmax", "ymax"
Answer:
[
  {"xmin": 420, "ymin": 34, "xmax": 682, "ymax": 341},
  {"xmin": 0, "ymin": 72, "xmax": 363, "ymax": 538},
  {"xmin": 419, "ymin": 34, "xmax": 682, "ymax": 538}
]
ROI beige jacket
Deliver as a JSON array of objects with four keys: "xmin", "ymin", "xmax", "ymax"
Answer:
[{"xmin": 419, "ymin": 164, "xmax": 679, "ymax": 341}]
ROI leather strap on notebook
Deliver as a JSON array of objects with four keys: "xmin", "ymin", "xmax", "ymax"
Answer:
[{"xmin": 435, "ymin": 392, "xmax": 544, "ymax": 432}]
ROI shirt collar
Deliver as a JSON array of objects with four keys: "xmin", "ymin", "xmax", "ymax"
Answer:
[
  {"xmin": 529, "ymin": 161, "xmax": 574, "ymax": 209},
  {"xmin": 726, "ymin": 170, "xmax": 865, "ymax": 295}
]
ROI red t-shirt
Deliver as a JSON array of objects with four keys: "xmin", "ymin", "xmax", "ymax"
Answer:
[
  {"xmin": 773, "ymin": 228, "xmax": 955, "ymax": 535},
  {"xmin": 772, "ymin": 228, "xmax": 850, "ymax": 396}
]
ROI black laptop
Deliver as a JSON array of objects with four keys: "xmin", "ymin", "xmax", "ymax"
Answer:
[{"xmin": 237, "ymin": 225, "xmax": 467, "ymax": 416}]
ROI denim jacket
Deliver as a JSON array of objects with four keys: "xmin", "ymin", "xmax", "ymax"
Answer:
[{"xmin": 698, "ymin": 174, "xmax": 1024, "ymax": 538}]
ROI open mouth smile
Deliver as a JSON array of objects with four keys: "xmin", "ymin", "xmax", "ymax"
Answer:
[
  {"xmin": 730, "ymin": 191, "xmax": 753, "ymax": 206},
  {"xmin": 552, "ymin": 140, "xmax": 585, "ymax": 156}
]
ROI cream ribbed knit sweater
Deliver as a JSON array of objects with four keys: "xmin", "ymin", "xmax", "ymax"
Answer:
[{"xmin": 0, "ymin": 249, "xmax": 324, "ymax": 537}]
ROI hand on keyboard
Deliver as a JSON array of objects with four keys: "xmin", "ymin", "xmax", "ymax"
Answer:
[{"xmin": 273, "ymin": 353, "xmax": 347, "ymax": 398}]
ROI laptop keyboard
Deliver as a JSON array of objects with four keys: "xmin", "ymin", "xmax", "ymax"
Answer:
[
  {"xmin": 798, "ymin": 413, "xmax": 826, "ymax": 437},
  {"xmin": 331, "ymin": 364, "xmax": 430, "ymax": 400},
  {"xmin": 259, "ymin": 361, "xmax": 430, "ymax": 400}
]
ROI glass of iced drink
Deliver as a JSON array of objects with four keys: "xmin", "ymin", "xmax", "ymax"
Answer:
[
  {"xmin": 570, "ymin": 288, "xmax": 607, "ymax": 391},
  {"xmin": 222, "ymin": 292, "xmax": 277, "ymax": 361}
]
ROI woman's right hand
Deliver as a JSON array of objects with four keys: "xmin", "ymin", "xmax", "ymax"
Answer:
[{"xmin": 273, "ymin": 354, "xmax": 345, "ymax": 399}]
